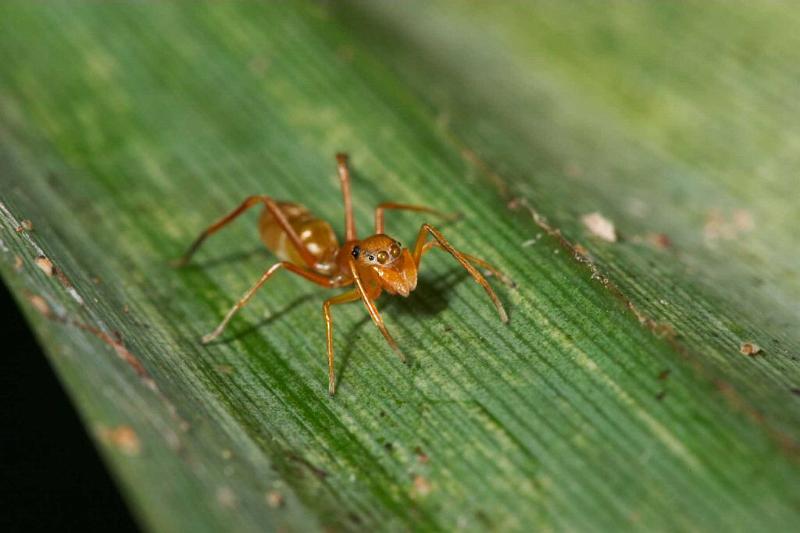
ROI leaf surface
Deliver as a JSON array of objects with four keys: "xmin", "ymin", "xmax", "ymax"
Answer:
[{"xmin": 1, "ymin": 2, "xmax": 798, "ymax": 531}]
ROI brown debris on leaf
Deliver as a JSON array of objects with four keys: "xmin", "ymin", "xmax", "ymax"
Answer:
[
  {"xmin": 216, "ymin": 486, "xmax": 238, "ymax": 509},
  {"xmin": 652, "ymin": 322, "xmax": 676, "ymax": 339},
  {"xmin": 15, "ymin": 219, "xmax": 33, "ymax": 232},
  {"xmin": 414, "ymin": 446, "xmax": 430, "ymax": 464},
  {"xmin": 581, "ymin": 212, "xmax": 617, "ymax": 242},
  {"xmin": 98, "ymin": 425, "xmax": 141, "ymax": 456},
  {"xmin": 647, "ymin": 233, "xmax": 672, "ymax": 250},
  {"xmin": 34, "ymin": 255, "xmax": 55, "ymax": 276},
  {"xmin": 265, "ymin": 490, "xmax": 285, "ymax": 509},
  {"xmin": 28, "ymin": 294, "xmax": 52, "ymax": 317},
  {"xmin": 411, "ymin": 475, "xmax": 432, "ymax": 498},
  {"xmin": 32, "ymin": 255, "xmax": 83, "ymax": 305},
  {"xmin": 26, "ymin": 290, "xmax": 155, "ymax": 389},
  {"xmin": 573, "ymin": 243, "xmax": 590, "ymax": 258},
  {"xmin": 704, "ymin": 208, "xmax": 755, "ymax": 242},
  {"xmin": 739, "ymin": 341, "xmax": 762, "ymax": 357}
]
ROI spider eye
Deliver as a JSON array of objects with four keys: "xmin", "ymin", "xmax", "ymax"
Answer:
[
  {"xmin": 351, "ymin": 246, "xmax": 360, "ymax": 259},
  {"xmin": 389, "ymin": 244, "xmax": 401, "ymax": 258},
  {"xmin": 377, "ymin": 251, "xmax": 389, "ymax": 264},
  {"xmin": 368, "ymin": 255, "xmax": 375, "ymax": 261}
]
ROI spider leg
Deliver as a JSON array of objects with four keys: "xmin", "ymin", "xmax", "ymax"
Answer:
[
  {"xmin": 348, "ymin": 258, "xmax": 404, "ymax": 361},
  {"xmin": 202, "ymin": 261, "xmax": 333, "ymax": 344},
  {"xmin": 412, "ymin": 223, "xmax": 508, "ymax": 323},
  {"xmin": 323, "ymin": 289, "xmax": 362, "ymax": 395},
  {"xmin": 336, "ymin": 153, "xmax": 357, "ymax": 242},
  {"xmin": 374, "ymin": 202, "xmax": 458, "ymax": 234},
  {"xmin": 421, "ymin": 241, "xmax": 515, "ymax": 287},
  {"xmin": 174, "ymin": 195, "xmax": 317, "ymax": 268}
]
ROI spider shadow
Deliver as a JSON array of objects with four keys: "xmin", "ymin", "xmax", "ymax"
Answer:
[
  {"xmin": 335, "ymin": 269, "xmax": 470, "ymax": 390},
  {"xmin": 204, "ymin": 293, "xmax": 315, "ymax": 345},
  {"xmin": 178, "ymin": 247, "xmax": 269, "ymax": 271}
]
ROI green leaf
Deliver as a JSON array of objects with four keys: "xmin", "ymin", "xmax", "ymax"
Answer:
[{"xmin": 1, "ymin": 2, "xmax": 799, "ymax": 531}]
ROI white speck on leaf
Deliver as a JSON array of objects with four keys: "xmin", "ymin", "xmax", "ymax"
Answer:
[{"xmin": 582, "ymin": 212, "xmax": 617, "ymax": 242}]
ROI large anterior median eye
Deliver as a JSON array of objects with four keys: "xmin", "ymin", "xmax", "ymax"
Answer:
[
  {"xmin": 389, "ymin": 244, "xmax": 401, "ymax": 258},
  {"xmin": 377, "ymin": 251, "xmax": 389, "ymax": 264}
]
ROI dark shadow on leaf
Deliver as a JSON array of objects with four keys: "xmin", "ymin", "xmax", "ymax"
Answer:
[
  {"xmin": 204, "ymin": 293, "xmax": 314, "ymax": 345},
  {"xmin": 336, "ymin": 313, "xmax": 373, "ymax": 392},
  {"xmin": 390, "ymin": 270, "xmax": 467, "ymax": 317},
  {"xmin": 335, "ymin": 268, "xmax": 475, "ymax": 390},
  {"xmin": 177, "ymin": 247, "xmax": 269, "ymax": 270}
]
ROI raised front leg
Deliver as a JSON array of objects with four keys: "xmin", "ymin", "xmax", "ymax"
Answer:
[
  {"xmin": 412, "ymin": 223, "xmax": 508, "ymax": 323},
  {"xmin": 348, "ymin": 258, "xmax": 404, "ymax": 362},
  {"xmin": 420, "ymin": 241, "xmax": 515, "ymax": 288},
  {"xmin": 336, "ymin": 153, "xmax": 357, "ymax": 242},
  {"xmin": 373, "ymin": 202, "xmax": 457, "ymax": 234}
]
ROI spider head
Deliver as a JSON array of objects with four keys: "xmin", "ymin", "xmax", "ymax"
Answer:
[{"xmin": 351, "ymin": 234, "xmax": 417, "ymax": 296}]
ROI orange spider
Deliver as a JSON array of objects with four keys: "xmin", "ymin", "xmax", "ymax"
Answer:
[{"xmin": 176, "ymin": 153, "xmax": 511, "ymax": 394}]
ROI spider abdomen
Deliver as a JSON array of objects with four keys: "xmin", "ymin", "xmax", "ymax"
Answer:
[{"xmin": 259, "ymin": 202, "xmax": 338, "ymax": 267}]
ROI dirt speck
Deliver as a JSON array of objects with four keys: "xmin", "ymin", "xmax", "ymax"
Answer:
[
  {"xmin": 414, "ymin": 446, "xmax": 430, "ymax": 464},
  {"xmin": 15, "ymin": 219, "xmax": 33, "ymax": 232},
  {"xmin": 574, "ymin": 243, "xmax": 590, "ymax": 257},
  {"xmin": 739, "ymin": 341, "xmax": 762, "ymax": 357},
  {"xmin": 99, "ymin": 425, "xmax": 141, "ymax": 456},
  {"xmin": 704, "ymin": 208, "xmax": 755, "ymax": 242},
  {"xmin": 653, "ymin": 322, "xmax": 676, "ymax": 339},
  {"xmin": 34, "ymin": 255, "xmax": 55, "ymax": 276},
  {"xmin": 581, "ymin": 212, "xmax": 617, "ymax": 242},
  {"xmin": 412, "ymin": 475, "xmax": 432, "ymax": 498},
  {"xmin": 266, "ymin": 490, "xmax": 285, "ymax": 509},
  {"xmin": 27, "ymin": 294, "xmax": 52, "ymax": 317},
  {"xmin": 658, "ymin": 369, "xmax": 671, "ymax": 381},
  {"xmin": 790, "ymin": 388, "xmax": 800, "ymax": 397},
  {"xmin": 216, "ymin": 486, "xmax": 237, "ymax": 509},
  {"xmin": 25, "ymin": 292, "xmax": 155, "ymax": 388},
  {"xmin": 656, "ymin": 390, "xmax": 667, "ymax": 401},
  {"xmin": 647, "ymin": 233, "xmax": 672, "ymax": 250}
]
